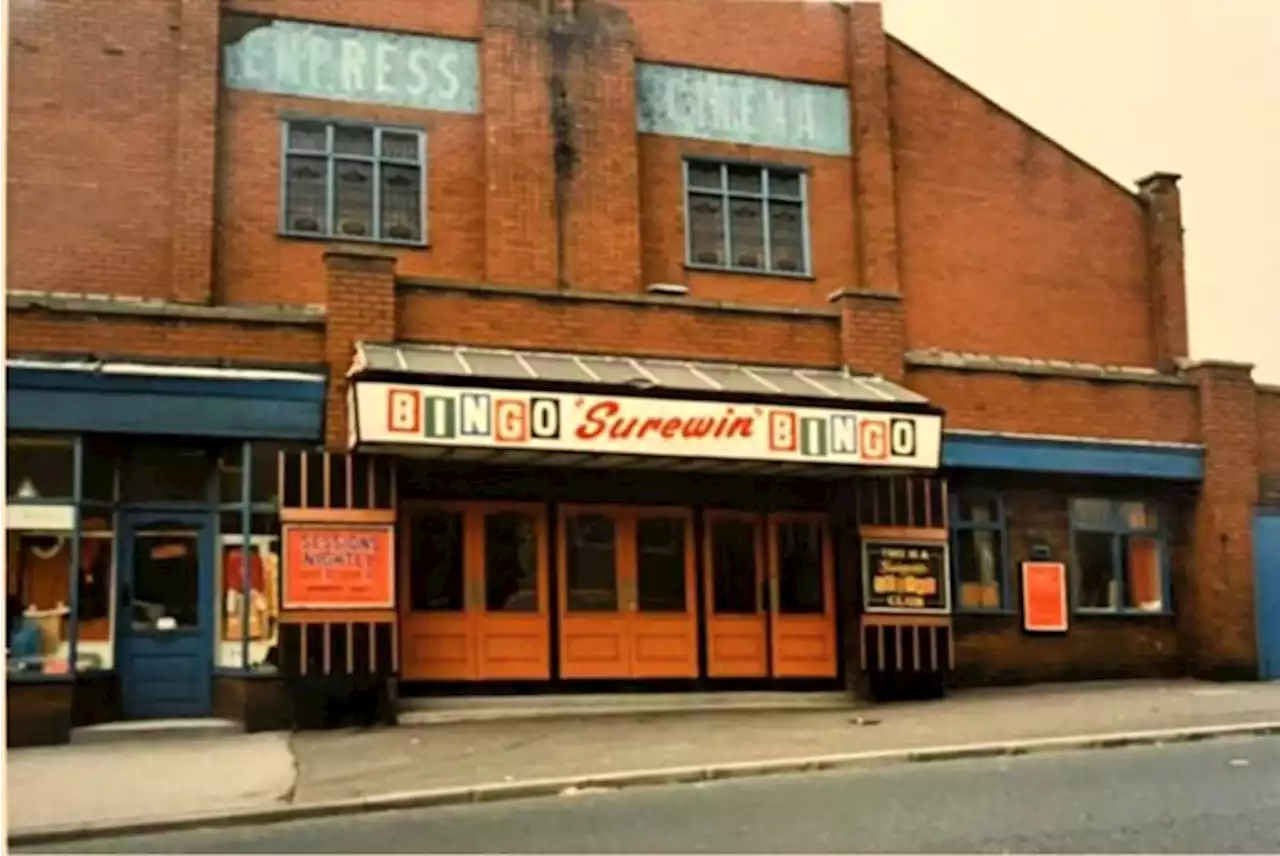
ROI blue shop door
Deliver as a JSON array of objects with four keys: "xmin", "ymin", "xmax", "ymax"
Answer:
[
  {"xmin": 1256, "ymin": 513, "xmax": 1280, "ymax": 681},
  {"xmin": 117, "ymin": 512, "xmax": 214, "ymax": 718}
]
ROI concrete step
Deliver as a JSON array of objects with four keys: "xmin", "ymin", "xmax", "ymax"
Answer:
[
  {"xmin": 71, "ymin": 718, "xmax": 244, "ymax": 746},
  {"xmin": 399, "ymin": 691, "xmax": 858, "ymax": 726}
]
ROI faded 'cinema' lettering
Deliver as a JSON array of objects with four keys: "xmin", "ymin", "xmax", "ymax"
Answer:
[{"xmin": 575, "ymin": 401, "xmax": 755, "ymax": 442}]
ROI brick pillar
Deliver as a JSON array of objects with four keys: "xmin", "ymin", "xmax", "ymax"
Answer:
[
  {"xmin": 1136, "ymin": 172, "xmax": 1189, "ymax": 373},
  {"xmin": 170, "ymin": 0, "xmax": 219, "ymax": 304},
  {"xmin": 1184, "ymin": 361, "xmax": 1260, "ymax": 679},
  {"xmin": 324, "ymin": 247, "xmax": 397, "ymax": 451},
  {"xmin": 554, "ymin": 1, "xmax": 640, "ymax": 293},
  {"xmin": 484, "ymin": 0, "xmax": 558, "ymax": 288},
  {"xmin": 833, "ymin": 2, "xmax": 905, "ymax": 382}
]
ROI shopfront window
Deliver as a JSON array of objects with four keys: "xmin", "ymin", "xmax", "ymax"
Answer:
[
  {"xmin": 8, "ymin": 436, "xmax": 73, "ymax": 677},
  {"xmin": 950, "ymin": 491, "xmax": 1007, "ymax": 612},
  {"xmin": 215, "ymin": 443, "xmax": 286, "ymax": 673},
  {"xmin": 1070, "ymin": 498, "xmax": 1168, "ymax": 614}
]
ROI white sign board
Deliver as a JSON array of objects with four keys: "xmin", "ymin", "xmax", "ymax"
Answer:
[
  {"xmin": 352, "ymin": 382, "xmax": 941, "ymax": 470},
  {"xmin": 5, "ymin": 504, "xmax": 75, "ymax": 532}
]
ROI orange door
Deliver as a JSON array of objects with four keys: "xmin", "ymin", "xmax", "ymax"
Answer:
[
  {"xmin": 474, "ymin": 503, "xmax": 551, "ymax": 680},
  {"xmin": 400, "ymin": 502, "xmax": 476, "ymax": 680},
  {"xmin": 559, "ymin": 506, "xmax": 629, "ymax": 679},
  {"xmin": 704, "ymin": 511, "xmax": 768, "ymax": 678},
  {"xmin": 768, "ymin": 513, "xmax": 837, "ymax": 679},
  {"xmin": 629, "ymin": 509, "xmax": 698, "ymax": 679}
]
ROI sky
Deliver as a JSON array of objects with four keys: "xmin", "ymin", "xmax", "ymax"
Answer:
[{"xmin": 877, "ymin": 0, "xmax": 1280, "ymax": 384}]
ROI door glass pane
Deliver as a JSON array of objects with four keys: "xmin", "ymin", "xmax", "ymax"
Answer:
[
  {"xmin": 776, "ymin": 521, "xmax": 825, "ymax": 615},
  {"xmin": 485, "ymin": 511, "xmax": 538, "ymax": 613},
  {"xmin": 636, "ymin": 517, "xmax": 686, "ymax": 613},
  {"xmin": 711, "ymin": 520, "xmax": 757, "ymax": 615},
  {"xmin": 131, "ymin": 526, "xmax": 201, "ymax": 631},
  {"xmin": 408, "ymin": 511, "xmax": 463, "ymax": 612},
  {"xmin": 565, "ymin": 514, "xmax": 617, "ymax": 612}
]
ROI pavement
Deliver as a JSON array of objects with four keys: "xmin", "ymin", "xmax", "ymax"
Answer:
[
  {"xmin": 18, "ymin": 733, "xmax": 1280, "ymax": 853},
  {"xmin": 7, "ymin": 679, "xmax": 1280, "ymax": 846}
]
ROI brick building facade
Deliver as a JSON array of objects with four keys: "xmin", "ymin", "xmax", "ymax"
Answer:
[{"xmin": 6, "ymin": 0, "xmax": 1279, "ymax": 740}]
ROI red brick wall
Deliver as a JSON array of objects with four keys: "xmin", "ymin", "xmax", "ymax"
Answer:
[
  {"xmin": 217, "ymin": 90, "xmax": 487, "ymax": 307},
  {"xmin": 1259, "ymin": 388, "xmax": 1280, "ymax": 479},
  {"xmin": 906, "ymin": 368, "xmax": 1200, "ymax": 444},
  {"xmin": 613, "ymin": 0, "xmax": 849, "ymax": 82},
  {"xmin": 397, "ymin": 288, "xmax": 841, "ymax": 366},
  {"xmin": 889, "ymin": 39, "xmax": 1155, "ymax": 366},
  {"xmin": 950, "ymin": 476, "xmax": 1190, "ymax": 686},
  {"xmin": 7, "ymin": 0, "xmax": 185, "ymax": 301},
  {"xmin": 224, "ymin": 0, "xmax": 484, "ymax": 40},
  {"xmin": 6, "ymin": 313, "xmax": 324, "ymax": 366},
  {"xmin": 638, "ymin": 137, "xmax": 857, "ymax": 308}
]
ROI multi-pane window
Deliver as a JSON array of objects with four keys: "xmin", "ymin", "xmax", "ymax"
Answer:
[
  {"xmin": 281, "ymin": 120, "xmax": 425, "ymax": 245},
  {"xmin": 684, "ymin": 160, "xmax": 808, "ymax": 275},
  {"xmin": 950, "ymin": 491, "xmax": 1007, "ymax": 612},
  {"xmin": 1071, "ymin": 499, "xmax": 1168, "ymax": 614}
]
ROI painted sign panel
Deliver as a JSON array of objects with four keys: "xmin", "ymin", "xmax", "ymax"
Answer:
[
  {"xmin": 352, "ymin": 381, "xmax": 942, "ymax": 469},
  {"xmin": 1021, "ymin": 561, "xmax": 1069, "ymax": 633},
  {"xmin": 862, "ymin": 539, "xmax": 950, "ymax": 614},
  {"xmin": 636, "ymin": 63, "xmax": 851, "ymax": 155},
  {"xmin": 223, "ymin": 19, "xmax": 480, "ymax": 114},
  {"xmin": 5, "ymin": 504, "xmax": 75, "ymax": 531},
  {"xmin": 282, "ymin": 524, "xmax": 395, "ymax": 610}
]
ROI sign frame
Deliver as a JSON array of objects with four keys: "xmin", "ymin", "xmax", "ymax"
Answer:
[
  {"xmin": 281, "ymin": 522, "xmax": 396, "ymax": 611},
  {"xmin": 1020, "ymin": 560, "xmax": 1069, "ymax": 633},
  {"xmin": 860, "ymin": 538, "xmax": 951, "ymax": 616},
  {"xmin": 350, "ymin": 380, "xmax": 943, "ymax": 471}
]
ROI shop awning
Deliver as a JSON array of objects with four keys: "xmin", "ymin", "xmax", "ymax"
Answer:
[
  {"xmin": 351, "ymin": 342, "xmax": 931, "ymax": 408},
  {"xmin": 7, "ymin": 358, "xmax": 327, "ymax": 440},
  {"xmin": 348, "ymin": 343, "xmax": 943, "ymax": 477}
]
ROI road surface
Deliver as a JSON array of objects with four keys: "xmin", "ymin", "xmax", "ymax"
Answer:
[{"xmin": 16, "ymin": 734, "xmax": 1280, "ymax": 854}]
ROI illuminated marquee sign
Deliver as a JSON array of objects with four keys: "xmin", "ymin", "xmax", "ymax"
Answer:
[{"xmin": 351, "ymin": 382, "xmax": 942, "ymax": 469}]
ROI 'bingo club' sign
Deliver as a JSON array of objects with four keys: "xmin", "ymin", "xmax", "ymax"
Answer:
[{"xmin": 352, "ymin": 382, "xmax": 942, "ymax": 470}]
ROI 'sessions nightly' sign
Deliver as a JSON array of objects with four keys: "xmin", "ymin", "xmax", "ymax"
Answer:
[
  {"xmin": 223, "ymin": 19, "xmax": 480, "ymax": 114},
  {"xmin": 636, "ymin": 63, "xmax": 851, "ymax": 155}
]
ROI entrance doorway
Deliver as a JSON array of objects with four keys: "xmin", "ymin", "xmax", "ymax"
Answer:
[
  {"xmin": 117, "ymin": 511, "xmax": 214, "ymax": 718},
  {"xmin": 400, "ymin": 502, "xmax": 551, "ymax": 681},
  {"xmin": 704, "ymin": 511, "xmax": 837, "ymax": 679},
  {"xmin": 558, "ymin": 505, "xmax": 698, "ymax": 680}
]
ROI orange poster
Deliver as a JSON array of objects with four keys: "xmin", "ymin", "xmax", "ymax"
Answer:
[
  {"xmin": 282, "ymin": 524, "xmax": 395, "ymax": 610},
  {"xmin": 1021, "ymin": 561, "xmax": 1068, "ymax": 633}
]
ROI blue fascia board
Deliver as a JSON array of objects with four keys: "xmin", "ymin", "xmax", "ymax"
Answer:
[
  {"xmin": 6, "ymin": 367, "xmax": 324, "ymax": 403},
  {"xmin": 942, "ymin": 432, "xmax": 1204, "ymax": 482},
  {"xmin": 6, "ymin": 367, "xmax": 326, "ymax": 440}
]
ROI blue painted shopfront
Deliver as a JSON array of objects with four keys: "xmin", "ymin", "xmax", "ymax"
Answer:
[
  {"xmin": 1255, "ymin": 511, "xmax": 1280, "ymax": 681},
  {"xmin": 6, "ymin": 360, "xmax": 325, "ymax": 719},
  {"xmin": 942, "ymin": 430, "xmax": 1205, "ymax": 481}
]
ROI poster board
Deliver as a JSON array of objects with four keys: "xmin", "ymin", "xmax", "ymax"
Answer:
[
  {"xmin": 281, "ymin": 523, "xmax": 395, "ymax": 610},
  {"xmin": 861, "ymin": 539, "xmax": 950, "ymax": 615},
  {"xmin": 1021, "ymin": 561, "xmax": 1068, "ymax": 633}
]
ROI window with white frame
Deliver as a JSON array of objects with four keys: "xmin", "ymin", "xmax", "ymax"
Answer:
[
  {"xmin": 281, "ymin": 120, "xmax": 425, "ymax": 245},
  {"xmin": 684, "ymin": 160, "xmax": 808, "ymax": 275},
  {"xmin": 1070, "ymin": 498, "xmax": 1168, "ymax": 614}
]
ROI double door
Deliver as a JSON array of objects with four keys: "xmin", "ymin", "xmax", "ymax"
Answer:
[
  {"xmin": 704, "ymin": 511, "xmax": 836, "ymax": 679},
  {"xmin": 400, "ymin": 502, "xmax": 550, "ymax": 681},
  {"xmin": 558, "ymin": 505, "xmax": 698, "ymax": 679}
]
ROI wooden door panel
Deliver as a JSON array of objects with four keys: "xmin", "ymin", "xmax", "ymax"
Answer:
[
  {"xmin": 559, "ymin": 506, "xmax": 629, "ymax": 680},
  {"xmin": 399, "ymin": 502, "xmax": 477, "ymax": 681},
  {"xmin": 400, "ymin": 613, "xmax": 474, "ymax": 680},
  {"xmin": 475, "ymin": 503, "xmax": 551, "ymax": 681},
  {"xmin": 631, "ymin": 511, "xmax": 698, "ymax": 679},
  {"xmin": 769, "ymin": 513, "xmax": 838, "ymax": 680},
  {"xmin": 704, "ymin": 512, "xmax": 768, "ymax": 679}
]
